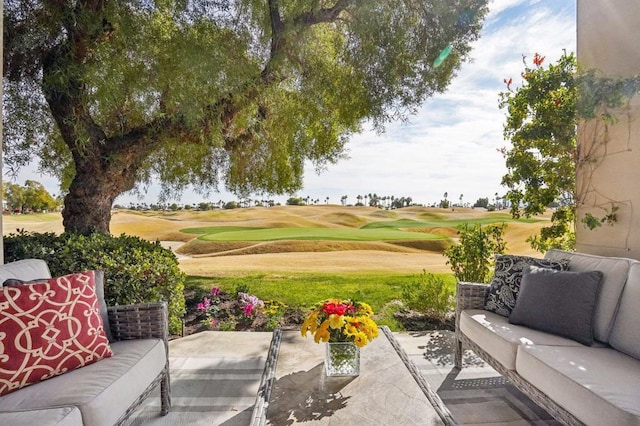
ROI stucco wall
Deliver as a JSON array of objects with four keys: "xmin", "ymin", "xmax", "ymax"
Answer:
[{"xmin": 576, "ymin": 0, "xmax": 640, "ymax": 259}]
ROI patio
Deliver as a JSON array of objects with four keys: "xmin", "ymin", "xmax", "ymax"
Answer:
[{"xmin": 124, "ymin": 330, "xmax": 558, "ymax": 425}]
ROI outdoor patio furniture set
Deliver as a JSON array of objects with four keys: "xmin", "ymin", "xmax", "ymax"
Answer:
[
  {"xmin": 2, "ymin": 249, "xmax": 639, "ymax": 425},
  {"xmin": 0, "ymin": 259, "xmax": 170, "ymax": 426},
  {"xmin": 456, "ymin": 249, "xmax": 640, "ymax": 425}
]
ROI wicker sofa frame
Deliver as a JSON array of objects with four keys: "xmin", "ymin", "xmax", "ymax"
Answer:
[
  {"xmin": 108, "ymin": 301, "xmax": 171, "ymax": 425},
  {"xmin": 454, "ymin": 282, "xmax": 583, "ymax": 426}
]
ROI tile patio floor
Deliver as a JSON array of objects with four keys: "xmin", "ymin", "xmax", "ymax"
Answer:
[{"xmin": 125, "ymin": 330, "xmax": 558, "ymax": 425}]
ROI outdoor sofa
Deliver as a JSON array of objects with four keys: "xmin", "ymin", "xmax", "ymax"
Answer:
[
  {"xmin": 0, "ymin": 259, "xmax": 170, "ymax": 425},
  {"xmin": 455, "ymin": 249, "xmax": 640, "ymax": 425}
]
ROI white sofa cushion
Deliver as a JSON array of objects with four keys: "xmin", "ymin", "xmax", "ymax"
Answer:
[
  {"xmin": 0, "ymin": 339, "xmax": 165, "ymax": 426},
  {"xmin": 610, "ymin": 262, "xmax": 640, "ymax": 359},
  {"xmin": 0, "ymin": 407, "xmax": 82, "ymax": 426},
  {"xmin": 516, "ymin": 345, "xmax": 640, "ymax": 426},
  {"xmin": 544, "ymin": 249, "xmax": 634, "ymax": 343},
  {"xmin": 459, "ymin": 309, "xmax": 583, "ymax": 370},
  {"xmin": 0, "ymin": 259, "xmax": 51, "ymax": 284}
]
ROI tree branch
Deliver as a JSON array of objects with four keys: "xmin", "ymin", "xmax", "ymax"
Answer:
[{"xmin": 293, "ymin": 0, "xmax": 358, "ymax": 26}]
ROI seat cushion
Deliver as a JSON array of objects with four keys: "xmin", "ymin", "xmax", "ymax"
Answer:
[
  {"xmin": 516, "ymin": 345, "xmax": 640, "ymax": 426},
  {"xmin": 0, "ymin": 406, "xmax": 82, "ymax": 426},
  {"xmin": 610, "ymin": 262, "xmax": 640, "ymax": 359},
  {"xmin": 0, "ymin": 339, "xmax": 166, "ymax": 426},
  {"xmin": 0, "ymin": 259, "xmax": 51, "ymax": 285},
  {"xmin": 545, "ymin": 249, "xmax": 634, "ymax": 342},
  {"xmin": 459, "ymin": 309, "xmax": 583, "ymax": 370}
]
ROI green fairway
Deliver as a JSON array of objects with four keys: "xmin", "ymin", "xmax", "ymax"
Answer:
[
  {"xmin": 181, "ymin": 225, "xmax": 265, "ymax": 235},
  {"xmin": 361, "ymin": 216, "xmax": 542, "ymax": 229},
  {"xmin": 191, "ymin": 226, "xmax": 446, "ymax": 241}
]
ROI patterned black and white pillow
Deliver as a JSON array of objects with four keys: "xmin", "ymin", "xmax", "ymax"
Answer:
[{"xmin": 484, "ymin": 255, "xmax": 570, "ymax": 317}]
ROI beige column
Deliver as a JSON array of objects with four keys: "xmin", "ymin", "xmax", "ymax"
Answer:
[{"xmin": 576, "ymin": 0, "xmax": 640, "ymax": 258}]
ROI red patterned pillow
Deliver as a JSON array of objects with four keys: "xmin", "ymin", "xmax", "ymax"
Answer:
[{"xmin": 0, "ymin": 271, "xmax": 113, "ymax": 396}]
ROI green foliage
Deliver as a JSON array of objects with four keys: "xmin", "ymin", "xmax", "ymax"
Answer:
[
  {"xmin": 499, "ymin": 53, "xmax": 577, "ymax": 252},
  {"xmin": 581, "ymin": 204, "xmax": 619, "ymax": 230},
  {"xmin": 3, "ymin": 180, "xmax": 59, "ymax": 212},
  {"xmin": 474, "ymin": 197, "xmax": 489, "ymax": 208},
  {"xmin": 223, "ymin": 201, "xmax": 240, "ymax": 210},
  {"xmin": 400, "ymin": 271, "xmax": 455, "ymax": 321},
  {"xmin": 286, "ymin": 197, "xmax": 305, "ymax": 206},
  {"xmin": 3, "ymin": 0, "xmax": 489, "ymax": 233},
  {"xmin": 444, "ymin": 223, "xmax": 507, "ymax": 283},
  {"xmin": 3, "ymin": 231, "xmax": 186, "ymax": 334},
  {"xmin": 499, "ymin": 52, "xmax": 640, "ymax": 252},
  {"xmin": 528, "ymin": 206, "xmax": 575, "ymax": 252}
]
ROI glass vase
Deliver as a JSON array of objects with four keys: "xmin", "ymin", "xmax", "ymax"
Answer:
[{"xmin": 325, "ymin": 342, "xmax": 360, "ymax": 376}]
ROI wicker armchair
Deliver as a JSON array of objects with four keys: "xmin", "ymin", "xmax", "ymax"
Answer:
[{"xmin": 108, "ymin": 302, "xmax": 171, "ymax": 425}]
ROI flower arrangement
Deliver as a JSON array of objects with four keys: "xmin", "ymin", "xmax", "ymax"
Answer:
[{"xmin": 301, "ymin": 299, "xmax": 379, "ymax": 347}]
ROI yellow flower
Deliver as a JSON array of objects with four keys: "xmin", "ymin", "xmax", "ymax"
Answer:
[
  {"xmin": 300, "ymin": 311, "xmax": 319, "ymax": 337},
  {"xmin": 328, "ymin": 314, "xmax": 345, "ymax": 329},
  {"xmin": 360, "ymin": 317, "xmax": 379, "ymax": 339},
  {"xmin": 354, "ymin": 332, "xmax": 368, "ymax": 347},
  {"xmin": 343, "ymin": 317, "xmax": 359, "ymax": 337},
  {"xmin": 314, "ymin": 320, "xmax": 331, "ymax": 343},
  {"xmin": 359, "ymin": 302, "xmax": 374, "ymax": 316}
]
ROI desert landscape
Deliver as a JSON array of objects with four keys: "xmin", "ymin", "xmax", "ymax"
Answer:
[{"xmin": 2, "ymin": 205, "xmax": 550, "ymax": 277}]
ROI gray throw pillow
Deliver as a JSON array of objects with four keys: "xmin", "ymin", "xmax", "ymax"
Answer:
[
  {"xmin": 484, "ymin": 254, "xmax": 569, "ymax": 317},
  {"xmin": 509, "ymin": 265, "xmax": 603, "ymax": 345},
  {"xmin": 93, "ymin": 270, "xmax": 114, "ymax": 342}
]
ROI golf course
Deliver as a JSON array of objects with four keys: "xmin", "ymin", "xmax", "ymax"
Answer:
[{"xmin": 2, "ymin": 204, "xmax": 550, "ymax": 277}]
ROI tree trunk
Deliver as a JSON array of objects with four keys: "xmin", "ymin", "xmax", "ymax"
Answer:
[{"xmin": 61, "ymin": 154, "xmax": 137, "ymax": 235}]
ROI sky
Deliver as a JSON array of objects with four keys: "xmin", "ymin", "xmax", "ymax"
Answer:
[{"xmin": 15, "ymin": 0, "xmax": 577, "ymax": 208}]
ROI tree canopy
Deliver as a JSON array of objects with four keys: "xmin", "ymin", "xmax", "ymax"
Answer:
[
  {"xmin": 3, "ymin": 180, "xmax": 59, "ymax": 212},
  {"xmin": 4, "ymin": 0, "xmax": 488, "ymax": 234}
]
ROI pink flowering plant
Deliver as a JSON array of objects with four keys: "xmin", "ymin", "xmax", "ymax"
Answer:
[{"xmin": 197, "ymin": 286, "xmax": 265, "ymax": 331}]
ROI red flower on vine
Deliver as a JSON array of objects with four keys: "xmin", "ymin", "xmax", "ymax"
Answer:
[
  {"xmin": 503, "ymin": 78, "xmax": 513, "ymax": 89},
  {"xmin": 533, "ymin": 52, "xmax": 545, "ymax": 66}
]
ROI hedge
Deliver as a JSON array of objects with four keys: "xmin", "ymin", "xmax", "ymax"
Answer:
[{"xmin": 3, "ymin": 231, "xmax": 186, "ymax": 334}]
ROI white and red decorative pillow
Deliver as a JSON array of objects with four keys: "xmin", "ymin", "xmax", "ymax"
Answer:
[{"xmin": 0, "ymin": 271, "xmax": 113, "ymax": 396}]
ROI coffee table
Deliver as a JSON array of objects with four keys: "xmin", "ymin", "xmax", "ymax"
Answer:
[{"xmin": 250, "ymin": 327, "xmax": 455, "ymax": 425}]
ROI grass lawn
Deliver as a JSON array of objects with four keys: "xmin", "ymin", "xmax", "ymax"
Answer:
[
  {"xmin": 185, "ymin": 271, "xmax": 457, "ymax": 330},
  {"xmin": 192, "ymin": 227, "xmax": 446, "ymax": 241}
]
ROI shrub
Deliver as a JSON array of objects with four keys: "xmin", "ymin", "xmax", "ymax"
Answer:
[
  {"xmin": 401, "ymin": 271, "xmax": 455, "ymax": 321},
  {"xmin": 3, "ymin": 231, "xmax": 186, "ymax": 334},
  {"xmin": 444, "ymin": 223, "xmax": 507, "ymax": 283},
  {"xmin": 196, "ymin": 286, "xmax": 264, "ymax": 330}
]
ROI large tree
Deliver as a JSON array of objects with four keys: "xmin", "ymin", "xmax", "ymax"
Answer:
[{"xmin": 4, "ymin": 0, "xmax": 488, "ymax": 234}]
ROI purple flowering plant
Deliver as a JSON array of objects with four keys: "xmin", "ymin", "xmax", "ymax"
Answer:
[{"xmin": 197, "ymin": 286, "xmax": 264, "ymax": 331}]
